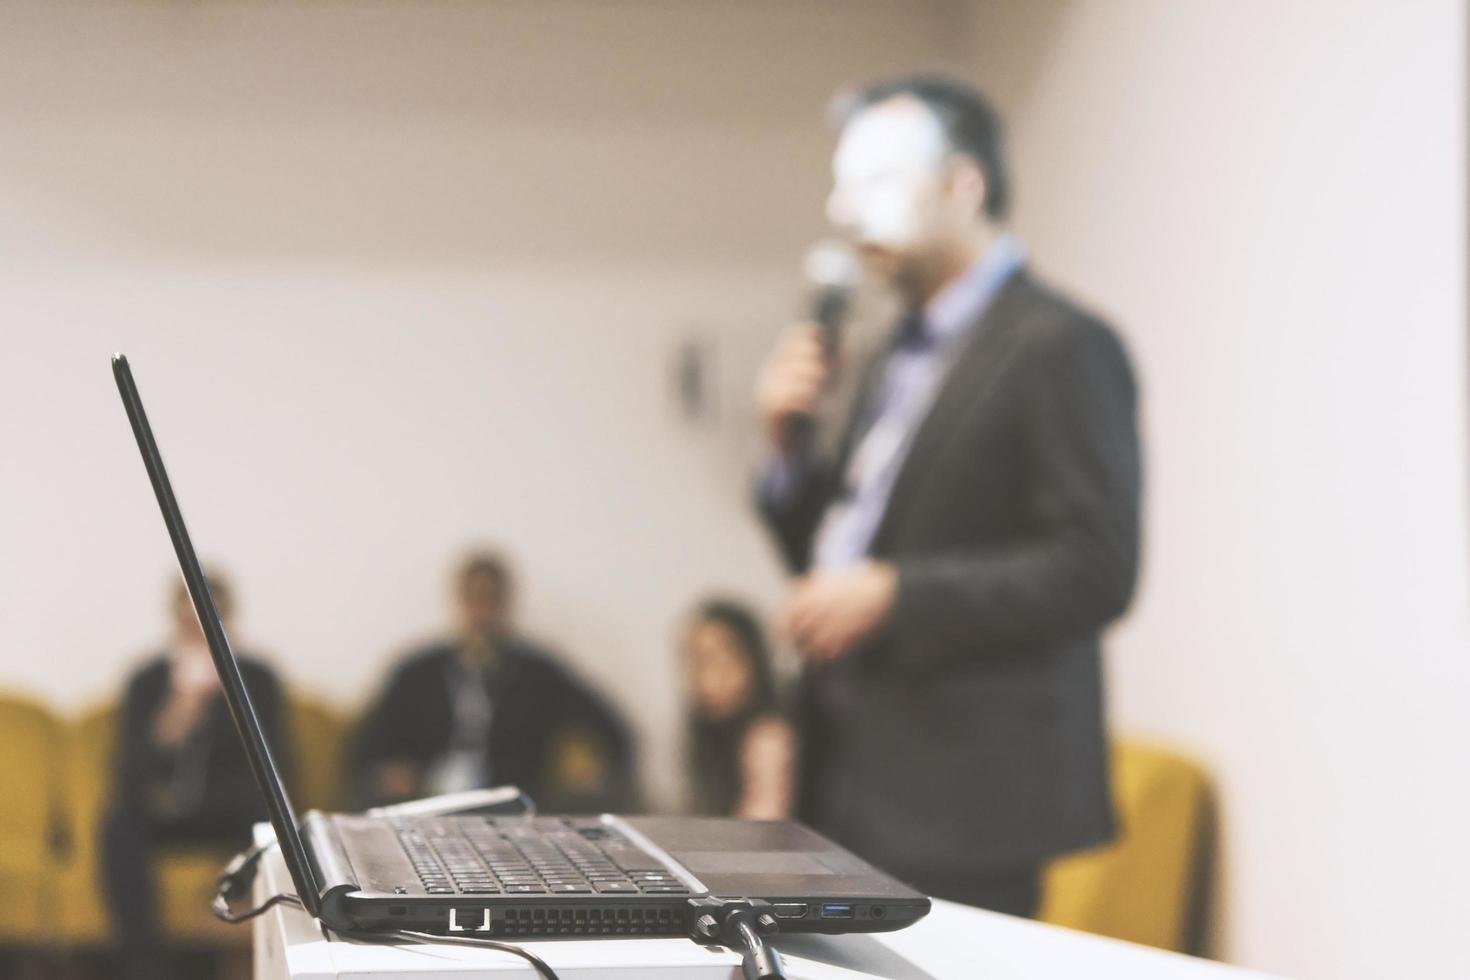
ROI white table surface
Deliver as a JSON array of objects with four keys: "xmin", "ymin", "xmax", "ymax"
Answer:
[{"xmin": 251, "ymin": 825, "xmax": 1287, "ymax": 980}]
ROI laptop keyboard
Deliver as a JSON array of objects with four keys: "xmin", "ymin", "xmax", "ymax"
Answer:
[{"xmin": 396, "ymin": 816, "xmax": 691, "ymax": 897}]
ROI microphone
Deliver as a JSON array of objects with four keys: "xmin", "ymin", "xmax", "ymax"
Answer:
[
  {"xmin": 803, "ymin": 239, "xmax": 859, "ymax": 358},
  {"xmin": 783, "ymin": 241, "xmax": 858, "ymax": 454}
]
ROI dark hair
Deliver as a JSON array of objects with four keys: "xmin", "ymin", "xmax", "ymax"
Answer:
[
  {"xmin": 684, "ymin": 599, "xmax": 780, "ymax": 816},
  {"xmin": 688, "ymin": 599, "xmax": 779, "ymax": 716},
  {"xmin": 836, "ymin": 73, "xmax": 1010, "ymax": 221},
  {"xmin": 456, "ymin": 550, "xmax": 513, "ymax": 596},
  {"xmin": 172, "ymin": 569, "xmax": 233, "ymax": 620}
]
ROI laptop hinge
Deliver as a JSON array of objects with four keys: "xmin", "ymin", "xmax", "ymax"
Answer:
[{"xmin": 302, "ymin": 810, "xmax": 361, "ymax": 928}]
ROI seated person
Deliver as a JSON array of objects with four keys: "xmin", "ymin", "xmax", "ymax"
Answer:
[
  {"xmin": 101, "ymin": 572, "xmax": 291, "ymax": 980},
  {"xmin": 351, "ymin": 550, "xmax": 634, "ymax": 813},
  {"xmin": 682, "ymin": 599, "xmax": 794, "ymax": 819}
]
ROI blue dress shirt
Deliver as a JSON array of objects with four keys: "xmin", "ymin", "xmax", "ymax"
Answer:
[{"xmin": 772, "ymin": 234, "xmax": 1026, "ymax": 569}]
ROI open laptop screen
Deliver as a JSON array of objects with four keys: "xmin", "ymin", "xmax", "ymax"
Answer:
[{"xmin": 111, "ymin": 354, "xmax": 323, "ymax": 915}]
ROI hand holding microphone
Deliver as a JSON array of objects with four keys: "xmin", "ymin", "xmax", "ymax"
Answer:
[
  {"xmin": 757, "ymin": 326, "xmax": 828, "ymax": 453},
  {"xmin": 756, "ymin": 241, "xmax": 857, "ymax": 454}
]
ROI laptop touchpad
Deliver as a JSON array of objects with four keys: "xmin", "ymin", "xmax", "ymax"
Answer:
[{"xmin": 677, "ymin": 851, "xmax": 834, "ymax": 876}]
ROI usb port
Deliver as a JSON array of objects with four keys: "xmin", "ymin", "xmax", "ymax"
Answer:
[
  {"xmin": 772, "ymin": 903, "xmax": 808, "ymax": 919},
  {"xmin": 820, "ymin": 904, "xmax": 854, "ymax": 919}
]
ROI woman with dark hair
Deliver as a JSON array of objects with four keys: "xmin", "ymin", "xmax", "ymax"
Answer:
[{"xmin": 682, "ymin": 600, "xmax": 794, "ymax": 819}]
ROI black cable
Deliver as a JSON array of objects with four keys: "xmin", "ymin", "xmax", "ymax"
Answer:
[
  {"xmin": 213, "ymin": 840, "xmax": 561, "ymax": 979},
  {"xmin": 212, "ymin": 889, "xmax": 304, "ymax": 924},
  {"xmin": 730, "ymin": 913, "xmax": 786, "ymax": 980},
  {"xmin": 388, "ymin": 930, "xmax": 562, "ymax": 980},
  {"xmin": 216, "ymin": 837, "xmax": 789, "ymax": 980},
  {"xmin": 215, "ymin": 890, "xmax": 562, "ymax": 980},
  {"xmin": 688, "ymin": 899, "xmax": 788, "ymax": 980},
  {"xmin": 212, "ymin": 838, "xmax": 296, "ymax": 923}
]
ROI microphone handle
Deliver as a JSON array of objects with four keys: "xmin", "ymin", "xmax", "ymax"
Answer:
[
  {"xmin": 782, "ymin": 285, "xmax": 849, "ymax": 455},
  {"xmin": 812, "ymin": 285, "xmax": 850, "ymax": 356},
  {"xmin": 783, "ymin": 414, "xmax": 817, "ymax": 459}
]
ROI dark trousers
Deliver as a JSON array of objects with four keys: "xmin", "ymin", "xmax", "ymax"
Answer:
[
  {"xmin": 913, "ymin": 866, "xmax": 1042, "ymax": 918},
  {"xmin": 100, "ymin": 805, "xmax": 252, "ymax": 980}
]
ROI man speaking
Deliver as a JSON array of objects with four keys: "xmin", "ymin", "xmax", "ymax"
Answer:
[{"xmin": 756, "ymin": 75, "xmax": 1142, "ymax": 917}]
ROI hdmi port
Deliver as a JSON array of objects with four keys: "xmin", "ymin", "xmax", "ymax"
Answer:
[{"xmin": 772, "ymin": 903, "xmax": 808, "ymax": 919}]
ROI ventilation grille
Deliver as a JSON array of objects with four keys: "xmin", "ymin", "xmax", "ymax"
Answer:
[{"xmin": 492, "ymin": 905, "xmax": 684, "ymax": 937}]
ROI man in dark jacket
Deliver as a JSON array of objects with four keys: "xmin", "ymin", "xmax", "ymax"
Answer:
[
  {"xmin": 351, "ymin": 551, "xmax": 634, "ymax": 813},
  {"xmin": 756, "ymin": 75, "xmax": 1142, "ymax": 916}
]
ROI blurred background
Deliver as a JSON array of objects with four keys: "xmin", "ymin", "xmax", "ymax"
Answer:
[{"xmin": 0, "ymin": 2, "xmax": 1465, "ymax": 979}]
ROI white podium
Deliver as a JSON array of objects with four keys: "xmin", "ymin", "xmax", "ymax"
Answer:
[{"xmin": 250, "ymin": 826, "xmax": 1286, "ymax": 980}]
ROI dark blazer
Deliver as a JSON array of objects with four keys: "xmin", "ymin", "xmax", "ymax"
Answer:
[
  {"xmin": 112, "ymin": 654, "xmax": 289, "ymax": 841},
  {"xmin": 350, "ymin": 638, "xmax": 635, "ymax": 812},
  {"xmin": 760, "ymin": 269, "xmax": 1141, "ymax": 884}
]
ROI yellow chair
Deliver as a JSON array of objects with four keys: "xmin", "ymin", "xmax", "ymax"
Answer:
[
  {"xmin": 51, "ymin": 706, "xmax": 233, "ymax": 949},
  {"xmin": 1039, "ymin": 740, "xmax": 1211, "ymax": 953},
  {"xmin": 544, "ymin": 726, "xmax": 617, "ymax": 807},
  {"xmin": 289, "ymin": 696, "xmax": 348, "ymax": 813},
  {"xmin": 53, "ymin": 703, "xmax": 116, "ymax": 947},
  {"xmin": 55, "ymin": 694, "xmax": 347, "ymax": 950},
  {"xmin": 0, "ymin": 693, "xmax": 63, "ymax": 946}
]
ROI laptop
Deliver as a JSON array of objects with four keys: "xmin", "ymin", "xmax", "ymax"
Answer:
[{"xmin": 110, "ymin": 353, "xmax": 930, "ymax": 940}]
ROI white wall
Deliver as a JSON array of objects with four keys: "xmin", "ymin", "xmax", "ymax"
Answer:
[
  {"xmin": 966, "ymin": 2, "xmax": 1470, "ymax": 978},
  {"xmin": 0, "ymin": 0, "xmax": 965, "ymax": 809},
  {"xmin": 9, "ymin": 3, "xmax": 1465, "ymax": 973}
]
